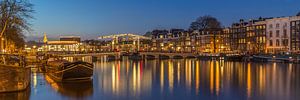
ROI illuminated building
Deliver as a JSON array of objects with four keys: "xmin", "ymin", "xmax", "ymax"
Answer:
[
  {"xmin": 151, "ymin": 29, "xmax": 169, "ymax": 52},
  {"xmin": 193, "ymin": 28, "xmax": 225, "ymax": 53},
  {"xmin": 229, "ymin": 18, "xmax": 267, "ymax": 54},
  {"xmin": 246, "ymin": 20, "xmax": 266, "ymax": 53},
  {"xmin": 59, "ymin": 36, "xmax": 81, "ymax": 42},
  {"xmin": 151, "ymin": 29, "xmax": 193, "ymax": 53},
  {"xmin": 45, "ymin": 41, "xmax": 80, "ymax": 52},
  {"xmin": 222, "ymin": 28, "xmax": 231, "ymax": 52},
  {"xmin": 82, "ymin": 40, "xmax": 106, "ymax": 52},
  {"xmin": 169, "ymin": 29, "xmax": 189, "ymax": 52},
  {"xmin": 290, "ymin": 16, "xmax": 300, "ymax": 52},
  {"xmin": 42, "ymin": 35, "xmax": 81, "ymax": 53},
  {"xmin": 230, "ymin": 19, "xmax": 248, "ymax": 53},
  {"xmin": 265, "ymin": 17, "xmax": 290, "ymax": 53}
]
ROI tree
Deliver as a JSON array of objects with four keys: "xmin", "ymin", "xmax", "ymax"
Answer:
[
  {"xmin": 189, "ymin": 15, "xmax": 221, "ymax": 30},
  {"xmin": 143, "ymin": 31, "xmax": 152, "ymax": 37},
  {"xmin": 297, "ymin": 12, "xmax": 300, "ymax": 16},
  {"xmin": 0, "ymin": 0, "xmax": 34, "ymax": 50}
]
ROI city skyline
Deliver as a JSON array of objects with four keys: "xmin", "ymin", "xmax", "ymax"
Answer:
[
  {"xmin": 27, "ymin": 0, "xmax": 300, "ymax": 41},
  {"xmin": 1, "ymin": 1, "xmax": 300, "ymax": 100}
]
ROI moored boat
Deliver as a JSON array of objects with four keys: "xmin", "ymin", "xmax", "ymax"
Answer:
[
  {"xmin": 46, "ymin": 58, "xmax": 93, "ymax": 82},
  {"xmin": 251, "ymin": 54, "xmax": 296, "ymax": 63}
]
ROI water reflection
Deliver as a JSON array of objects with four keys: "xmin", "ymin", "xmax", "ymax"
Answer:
[
  {"xmin": 44, "ymin": 75, "xmax": 93, "ymax": 98},
  {"xmin": 93, "ymin": 57, "xmax": 300, "ymax": 100},
  {"xmin": 0, "ymin": 88, "xmax": 30, "ymax": 100},
  {"xmin": 0, "ymin": 56, "xmax": 293, "ymax": 100},
  {"xmin": 95, "ymin": 59, "xmax": 152, "ymax": 99}
]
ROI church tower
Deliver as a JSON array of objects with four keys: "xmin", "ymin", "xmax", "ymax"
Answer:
[{"xmin": 43, "ymin": 32, "xmax": 48, "ymax": 43}]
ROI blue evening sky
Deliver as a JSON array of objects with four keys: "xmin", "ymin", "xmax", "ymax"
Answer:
[{"xmin": 28, "ymin": 0, "xmax": 300, "ymax": 41}]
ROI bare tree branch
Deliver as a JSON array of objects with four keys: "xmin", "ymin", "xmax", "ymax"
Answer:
[
  {"xmin": 0, "ymin": 0, "xmax": 34, "ymax": 49},
  {"xmin": 189, "ymin": 15, "xmax": 221, "ymax": 30}
]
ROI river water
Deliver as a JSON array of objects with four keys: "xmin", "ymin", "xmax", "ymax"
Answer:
[{"xmin": 1, "ymin": 57, "xmax": 300, "ymax": 100}]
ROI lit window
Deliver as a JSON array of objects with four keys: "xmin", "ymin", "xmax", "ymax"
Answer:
[
  {"xmin": 269, "ymin": 40, "xmax": 273, "ymax": 46},
  {"xmin": 160, "ymin": 35, "xmax": 164, "ymax": 38},
  {"xmin": 276, "ymin": 39, "xmax": 280, "ymax": 46}
]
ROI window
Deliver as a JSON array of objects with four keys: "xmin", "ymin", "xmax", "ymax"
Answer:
[
  {"xmin": 282, "ymin": 39, "xmax": 288, "ymax": 46},
  {"xmin": 284, "ymin": 23, "xmax": 287, "ymax": 28},
  {"xmin": 276, "ymin": 39, "xmax": 280, "ymax": 46},
  {"xmin": 276, "ymin": 23, "xmax": 280, "ymax": 28},
  {"xmin": 269, "ymin": 24, "xmax": 273, "ymax": 28},
  {"xmin": 160, "ymin": 35, "xmax": 164, "ymax": 38},
  {"xmin": 276, "ymin": 30, "xmax": 280, "ymax": 37},
  {"xmin": 292, "ymin": 22, "xmax": 295, "ymax": 26},
  {"xmin": 283, "ymin": 29, "xmax": 287, "ymax": 38},
  {"xmin": 269, "ymin": 40, "xmax": 273, "ymax": 46},
  {"xmin": 269, "ymin": 31, "xmax": 273, "ymax": 37}
]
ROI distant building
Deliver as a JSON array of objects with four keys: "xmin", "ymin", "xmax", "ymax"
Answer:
[
  {"xmin": 59, "ymin": 36, "xmax": 81, "ymax": 42},
  {"xmin": 222, "ymin": 28, "xmax": 231, "ymax": 52},
  {"xmin": 46, "ymin": 41, "xmax": 80, "ymax": 52},
  {"xmin": 265, "ymin": 17, "xmax": 290, "ymax": 53},
  {"xmin": 42, "ymin": 35, "xmax": 81, "ymax": 52},
  {"xmin": 229, "ymin": 18, "xmax": 267, "ymax": 54},
  {"xmin": 169, "ymin": 29, "xmax": 191, "ymax": 52},
  {"xmin": 151, "ymin": 29, "xmax": 195, "ymax": 52},
  {"xmin": 151, "ymin": 29, "xmax": 169, "ymax": 52},
  {"xmin": 247, "ymin": 19, "xmax": 266, "ymax": 53},
  {"xmin": 290, "ymin": 16, "xmax": 300, "ymax": 52},
  {"xmin": 230, "ymin": 20, "xmax": 248, "ymax": 53},
  {"xmin": 193, "ymin": 28, "xmax": 227, "ymax": 53}
]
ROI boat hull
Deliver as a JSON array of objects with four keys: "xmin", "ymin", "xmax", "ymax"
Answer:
[{"xmin": 47, "ymin": 61, "xmax": 93, "ymax": 82}]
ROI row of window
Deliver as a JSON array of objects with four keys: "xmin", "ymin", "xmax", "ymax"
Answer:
[
  {"xmin": 269, "ymin": 23, "xmax": 288, "ymax": 29},
  {"xmin": 290, "ymin": 20, "xmax": 300, "ymax": 50},
  {"xmin": 269, "ymin": 39, "xmax": 288, "ymax": 46},
  {"xmin": 268, "ymin": 29, "xmax": 287, "ymax": 38}
]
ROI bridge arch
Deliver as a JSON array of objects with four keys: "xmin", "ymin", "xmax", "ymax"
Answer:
[
  {"xmin": 173, "ymin": 55, "xmax": 183, "ymax": 59},
  {"xmin": 159, "ymin": 55, "xmax": 170, "ymax": 59}
]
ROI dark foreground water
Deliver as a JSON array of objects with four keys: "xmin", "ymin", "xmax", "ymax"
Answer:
[{"xmin": 1, "ymin": 57, "xmax": 300, "ymax": 100}]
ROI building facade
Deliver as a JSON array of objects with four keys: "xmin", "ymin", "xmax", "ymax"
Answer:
[
  {"xmin": 42, "ymin": 36, "xmax": 82, "ymax": 53},
  {"xmin": 290, "ymin": 16, "xmax": 300, "ymax": 52},
  {"xmin": 247, "ymin": 20, "xmax": 266, "ymax": 54},
  {"xmin": 229, "ymin": 18, "xmax": 267, "ymax": 54},
  {"xmin": 265, "ymin": 17, "xmax": 290, "ymax": 53},
  {"xmin": 151, "ymin": 28, "xmax": 230, "ymax": 53},
  {"xmin": 59, "ymin": 36, "xmax": 81, "ymax": 42},
  {"xmin": 151, "ymin": 29, "xmax": 194, "ymax": 53},
  {"xmin": 230, "ymin": 20, "xmax": 248, "ymax": 53},
  {"xmin": 193, "ymin": 28, "xmax": 226, "ymax": 53},
  {"xmin": 151, "ymin": 29, "xmax": 169, "ymax": 52}
]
